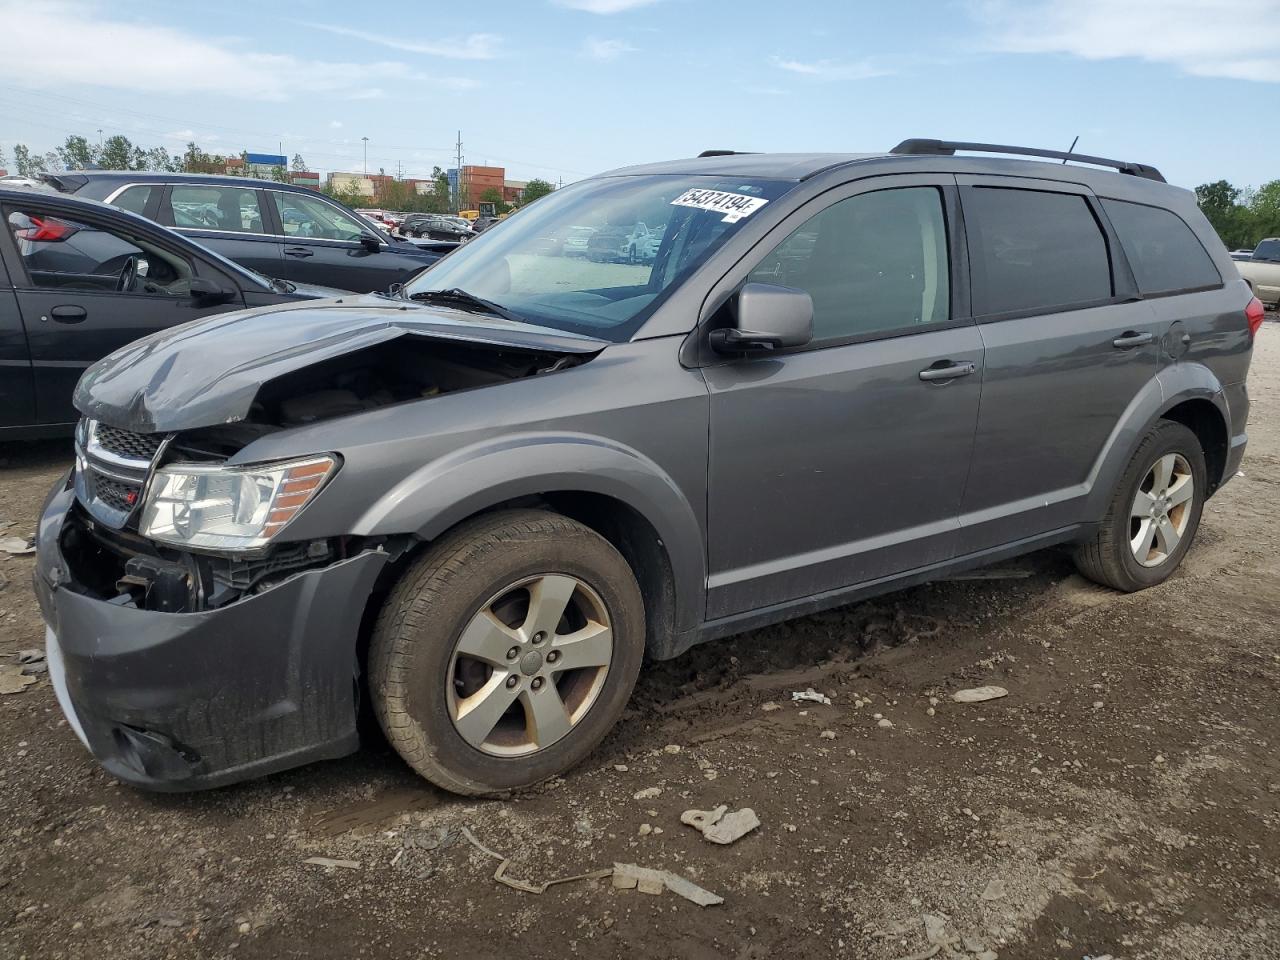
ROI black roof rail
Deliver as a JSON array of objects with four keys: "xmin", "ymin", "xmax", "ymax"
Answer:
[
  {"xmin": 698, "ymin": 149, "xmax": 755, "ymax": 158},
  {"xmin": 890, "ymin": 138, "xmax": 1166, "ymax": 183}
]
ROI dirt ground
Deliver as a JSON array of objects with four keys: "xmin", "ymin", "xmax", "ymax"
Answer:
[{"xmin": 1, "ymin": 324, "xmax": 1278, "ymax": 960}]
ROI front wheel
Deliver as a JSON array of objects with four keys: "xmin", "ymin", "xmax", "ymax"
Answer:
[
  {"xmin": 1074, "ymin": 420, "xmax": 1206, "ymax": 591},
  {"xmin": 368, "ymin": 509, "xmax": 645, "ymax": 796}
]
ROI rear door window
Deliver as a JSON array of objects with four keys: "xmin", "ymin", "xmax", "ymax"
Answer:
[
  {"xmin": 1101, "ymin": 199, "xmax": 1221, "ymax": 295},
  {"xmin": 965, "ymin": 187, "xmax": 1112, "ymax": 317},
  {"xmin": 1253, "ymin": 239, "xmax": 1280, "ymax": 261},
  {"xmin": 169, "ymin": 185, "xmax": 265, "ymax": 233}
]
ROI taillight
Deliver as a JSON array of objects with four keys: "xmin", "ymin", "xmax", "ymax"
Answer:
[
  {"xmin": 1246, "ymin": 296, "xmax": 1265, "ymax": 338},
  {"xmin": 15, "ymin": 216, "xmax": 79, "ymax": 242}
]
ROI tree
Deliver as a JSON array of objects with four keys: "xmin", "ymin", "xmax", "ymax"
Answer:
[
  {"xmin": 13, "ymin": 144, "xmax": 46, "ymax": 176},
  {"xmin": 0, "ymin": 146, "xmax": 8, "ymax": 173},
  {"xmin": 98, "ymin": 134, "xmax": 138, "ymax": 170},
  {"xmin": 479, "ymin": 186, "xmax": 509, "ymax": 214},
  {"xmin": 291, "ymin": 153, "xmax": 308, "ymax": 173},
  {"xmin": 57, "ymin": 135, "xmax": 95, "ymax": 171},
  {"xmin": 1196, "ymin": 179, "xmax": 1255, "ymax": 251},
  {"xmin": 521, "ymin": 178, "xmax": 554, "ymax": 205}
]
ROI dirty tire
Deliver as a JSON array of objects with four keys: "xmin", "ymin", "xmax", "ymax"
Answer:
[
  {"xmin": 369, "ymin": 509, "xmax": 645, "ymax": 796},
  {"xmin": 1074, "ymin": 419, "xmax": 1206, "ymax": 592}
]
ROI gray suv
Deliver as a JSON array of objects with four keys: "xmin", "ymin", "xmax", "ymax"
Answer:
[{"xmin": 34, "ymin": 140, "xmax": 1259, "ymax": 796}]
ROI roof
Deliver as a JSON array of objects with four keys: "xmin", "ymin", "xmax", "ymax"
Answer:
[
  {"xmin": 43, "ymin": 170, "xmax": 321, "ymax": 192},
  {"xmin": 597, "ymin": 153, "xmax": 884, "ymax": 181}
]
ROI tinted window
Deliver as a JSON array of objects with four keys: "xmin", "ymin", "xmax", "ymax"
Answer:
[
  {"xmin": 966, "ymin": 188, "xmax": 1111, "ymax": 316},
  {"xmin": 1102, "ymin": 199, "xmax": 1221, "ymax": 295},
  {"xmin": 270, "ymin": 192, "xmax": 364, "ymax": 242},
  {"xmin": 170, "ymin": 185, "xmax": 264, "ymax": 233},
  {"xmin": 1254, "ymin": 239, "xmax": 1280, "ymax": 261},
  {"xmin": 109, "ymin": 185, "xmax": 154, "ymax": 216},
  {"xmin": 747, "ymin": 187, "xmax": 950, "ymax": 342},
  {"xmin": 7, "ymin": 208, "xmax": 190, "ymax": 295}
]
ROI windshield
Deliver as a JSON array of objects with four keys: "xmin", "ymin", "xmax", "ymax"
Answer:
[{"xmin": 402, "ymin": 175, "xmax": 796, "ymax": 341}]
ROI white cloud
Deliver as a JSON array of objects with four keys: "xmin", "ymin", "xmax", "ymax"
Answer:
[
  {"xmin": 582, "ymin": 37, "xmax": 637, "ymax": 61},
  {"xmin": 161, "ymin": 129, "xmax": 220, "ymax": 143},
  {"xmin": 330, "ymin": 120, "xmax": 344, "ymax": 129},
  {"xmin": 769, "ymin": 56, "xmax": 891, "ymax": 81},
  {"xmin": 0, "ymin": 0, "xmax": 474, "ymax": 101},
  {"xmin": 554, "ymin": 0, "xmax": 661, "ymax": 13},
  {"xmin": 306, "ymin": 24, "xmax": 503, "ymax": 60},
  {"xmin": 972, "ymin": 0, "xmax": 1280, "ymax": 83}
]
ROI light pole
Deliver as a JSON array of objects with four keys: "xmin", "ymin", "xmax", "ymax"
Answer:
[{"xmin": 361, "ymin": 136, "xmax": 369, "ymax": 175}]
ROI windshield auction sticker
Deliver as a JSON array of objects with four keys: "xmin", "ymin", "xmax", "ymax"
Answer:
[{"xmin": 670, "ymin": 189, "xmax": 769, "ymax": 223}]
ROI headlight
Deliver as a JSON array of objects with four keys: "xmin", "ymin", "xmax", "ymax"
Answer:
[{"xmin": 139, "ymin": 455, "xmax": 337, "ymax": 551}]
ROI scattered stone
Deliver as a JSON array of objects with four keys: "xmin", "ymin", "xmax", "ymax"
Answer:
[
  {"xmin": 922, "ymin": 913, "xmax": 948, "ymax": 943},
  {"xmin": 303, "ymin": 857, "xmax": 360, "ymax": 870},
  {"xmin": 791, "ymin": 688, "xmax": 832, "ymax": 706},
  {"xmin": 614, "ymin": 764, "xmax": 629, "ymax": 772},
  {"xmin": 633, "ymin": 786, "xmax": 662, "ymax": 800},
  {"xmin": 782, "ymin": 823, "xmax": 797, "ymax": 832},
  {"xmin": 878, "ymin": 718, "xmax": 894, "ymax": 729},
  {"xmin": 963, "ymin": 935, "xmax": 987, "ymax": 953},
  {"xmin": 612, "ymin": 863, "xmax": 723, "ymax": 906},
  {"xmin": 927, "ymin": 708, "xmax": 936, "ymax": 717},
  {"xmin": 0, "ymin": 666, "xmax": 37, "ymax": 695},
  {"xmin": 980, "ymin": 878, "xmax": 1006, "ymax": 901},
  {"xmin": 952, "ymin": 686, "xmax": 1009, "ymax": 704},
  {"xmin": 761, "ymin": 702, "xmax": 782, "ymax": 712},
  {"xmin": 663, "ymin": 744, "xmax": 681, "ymax": 755},
  {"xmin": 237, "ymin": 922, "xmax": 251, "ymax": 935},
  {"xmin": 1154, "ymin": 754, "xmax": 1166, "ymax": 764},
  {"xmin": 17, "ymin": 649, "xmax": 44, "ymax": 664},
  {"xmin": 702, "ymin": 808, "xmax": 760, "ymax": 845},
  {"xmin": 680, "ymin": 805, "xmax": 728, "ymax": 832},
  {"xmin": 637, "ymin": 823, "xmax": 653, "ymax": 837},
  {"xmin": 820, "ymin": 729, "xmax": 836, "ymax": 740}
]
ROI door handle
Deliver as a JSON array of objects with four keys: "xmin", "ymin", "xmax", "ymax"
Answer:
[
  {"xmin": 1112, "ymin": 331, "xmax": 1153, "ymax": 349},
  {"xmin": 919, "ymin": 360, "xmax": 976, "ymax": 382},
  {"xmin": 284, "ymin": 246, "xmax": 314, "ymax": 258},
  {"xmin": 49, "ymin": 305, "xmax": 87, "ymax": 324}
]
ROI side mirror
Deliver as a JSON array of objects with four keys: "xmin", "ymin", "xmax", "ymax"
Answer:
[
  {"xmin": 709, "ymin": 282, "xmax": 813, "ymax": 354},
  {"xmin": 189, "ymin": 277, "xmax": 235, "ymax": 304},
  {"xmin": 359, "ymin": 234, "xmax": 383, "ymax": 252}
]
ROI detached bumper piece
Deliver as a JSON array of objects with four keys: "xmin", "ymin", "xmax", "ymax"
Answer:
[{"xmin": 35, "ymin": 483, "xmax": 388, "ymax": 791}]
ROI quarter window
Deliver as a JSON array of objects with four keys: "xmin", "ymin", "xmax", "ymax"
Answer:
[
  {"xmin": 170, "ymin": 185, "xmax": 264, "ymax": 233},
  {"xmin": 747, "ymin": 187, "xmax": 950, "ymax": 342},
  {"xmin": 109, "ymin": 185, "xmax": 155, "ymax": 217},
  {"xmin": 965, "ymin": 188, "xmax": 1112, "ymax": 317},
  {"xmin": 1101, "ymin": 199, "xmax": 1221, "ymax": 295},
  {"xmin": 270, "ymin": 192, "xmax": 365, "ymax": 242}
]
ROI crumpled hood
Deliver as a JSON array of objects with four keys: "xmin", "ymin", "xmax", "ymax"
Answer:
[{"xmin": 73, "ymin": 294, "xmax": 607, "ymax": 433}]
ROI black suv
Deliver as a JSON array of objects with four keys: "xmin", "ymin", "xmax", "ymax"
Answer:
[{"xmin": 41, "ymin": 172, "xmax": 451, "ymax": 293}]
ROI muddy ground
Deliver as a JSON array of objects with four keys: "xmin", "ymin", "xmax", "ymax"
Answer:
[{"xmin": 1, "ymin": 325, "xmax": 1278, "ymax": 960}]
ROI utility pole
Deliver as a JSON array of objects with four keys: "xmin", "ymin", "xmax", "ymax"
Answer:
[
  {"xmin": 454, "ymin": 130, "xmax": 464, "ymax": 214},
  {"xmin": 97, "ymin": 128, "xmax": 103, "ymax": 146},
  {"xmin": 362, "ymin": 136, "xmax": 369, "ymax": 176}
]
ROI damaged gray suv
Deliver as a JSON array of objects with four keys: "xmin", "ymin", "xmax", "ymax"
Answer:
[{"xmin": 34, "ymin": 140, "xmax": 1259, "ymax": 796}]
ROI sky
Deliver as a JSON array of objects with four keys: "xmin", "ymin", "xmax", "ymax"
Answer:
[{"xmin": 0, "ymin": 0, "xmax": 1277, "ymax": 190}]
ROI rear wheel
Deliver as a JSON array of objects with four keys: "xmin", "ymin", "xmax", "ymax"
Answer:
[
  {"xmin": 369, "ymin": 509, "xmax": 645, "ymax": 795},
  {"xmin": 1074, "ymin": 420, "xmax": 1206, "ymax": 591}
]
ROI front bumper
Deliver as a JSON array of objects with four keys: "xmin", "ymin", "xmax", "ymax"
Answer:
[{"xmin": 34, "ymin": 480, "xmax": 388, "ymax": 791}]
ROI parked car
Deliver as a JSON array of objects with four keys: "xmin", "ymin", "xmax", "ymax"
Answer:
[
  {"xmin": 40, "ymin": 173, "xmax": 448, "ymax": 293},
  {"xmin": 1232, "ymin": 238, "xmax": 1280, "ymax": 306},
  {"xmin": 471, "ymin": 216, "xmax": 501, "ymax": 234},
  {"xmin": 402, "ymin": 215, "xmax": 473, "ymax": 242},
  {"xmin": 561, "ymin": 225, "xmax": 596, "ymax": 256},
  {"xmin": 36, "ymin": 139, "xmax": 1258, "ymax": 797},
  {"xmin": 0, "ymin": 186, "xmax": 342, "ymax": 438},
  {"xmin": 586, "ymin": 220, "xmax": 661, "ymax": 263}
]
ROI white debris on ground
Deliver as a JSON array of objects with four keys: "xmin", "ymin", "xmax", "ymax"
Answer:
[
  {"xmin": 952, "ymin": 686, "xmax": 1009, "ymax": 704},
  {"xmin": 612, "ymin": 863, "xmax": 723, "ymax": 907},
  {"xmin": 791, "ymin": 687, "xmax": 832, "ymax": 705}
]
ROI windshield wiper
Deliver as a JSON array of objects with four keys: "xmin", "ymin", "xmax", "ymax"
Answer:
[{"xmin": 408, "ymin": 287, "xmax": 524, "ymax": 323}]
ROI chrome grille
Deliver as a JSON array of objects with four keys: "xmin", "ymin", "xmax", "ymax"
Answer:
[
  {"xmin": 75, "ymin": 419, "xmax": 168, "ymax": 528},
  {"xmin": 93, "ymin": 424, "xmax": 164, "ymax": 462}
]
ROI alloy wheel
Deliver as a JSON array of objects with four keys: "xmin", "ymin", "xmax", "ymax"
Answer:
[
  {"xmin": 1129, "ymin": 452, "xmax": 1195, "ymax": 567},
  {"xmin": 447, "ymin": 574, "xmax": 613, "ymax": 757}
]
